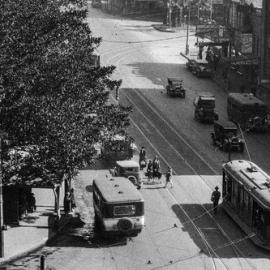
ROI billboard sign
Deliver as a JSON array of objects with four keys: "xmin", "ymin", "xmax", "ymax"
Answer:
[
  {"xmin": 196, "ymin": 24, "xmax": 219, "ymax": 36},
  {"xmin": 235, "ymin": 33, "xmax": 253, "ymax": 54}
]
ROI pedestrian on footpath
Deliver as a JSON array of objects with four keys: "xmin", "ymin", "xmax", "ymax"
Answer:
[
  {"xmin": 70, "ymin": 188, "xmax": 76, "ymax": 212},
  {"xmin": 211, "ymin": 186, "xmax": 221, "ymax": 214},
  {"xmin": 165, "ymin": 166, "xmax": 173, "ymax": 188},
  {"xmin": 64, "ymin": 192, "xmax": 71, "ymax": 215},
  {"xmin": 28, "ymin": 192, "xmax": 36, "ymax": 213}
]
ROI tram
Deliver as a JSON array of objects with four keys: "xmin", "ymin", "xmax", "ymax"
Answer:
[{"xmin": 222, "ymin": 160, "xmax": 270, "ymax": 249}]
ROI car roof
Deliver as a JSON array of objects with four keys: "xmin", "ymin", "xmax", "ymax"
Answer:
[
  {"xmin": 228, "ymin": 93, "xmax": 266, "ymax": 106},
  {"xmin": 168, "ymin": 77, "xmax": 183, "ymax": 82},
  {"xmin": 116, "ymin": 160, "xmax": 139, "ymax": 168},
  {"xmin": 214, "ymin": 120, "xmax": 237, "ymax": 129},
  {"xmin": 195, "ymin": 59, "xmax": 208, "ymax": 64},
  {"xmin": 198, "ymin": 93, "xmax": 215, "ymax": 100}
]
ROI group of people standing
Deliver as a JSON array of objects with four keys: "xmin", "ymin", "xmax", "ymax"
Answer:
[{"xmin": 139, "ymin": 147, "xmax": 173, "ymax": 188}]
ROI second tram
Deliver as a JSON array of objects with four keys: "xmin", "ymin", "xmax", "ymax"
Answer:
[{"xmin": 222, "ymin": 160, "xmax": 270, "ymax": 249}]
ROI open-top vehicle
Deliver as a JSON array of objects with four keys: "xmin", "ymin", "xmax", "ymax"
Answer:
[
  {"xmin": 166, "ymin": 77, "xmax": 186, "ymax": 98},
  {"xmin": 194, "ymin": 93, "xmax": 218, "ymax": 123},
  {"xmin": 192, "ymin": 59, "xmax": 212, "ymax": 78},
  {"xmin": 186, "ymin": 59, "xmax": 197, "ymax": 72},
  {"xmin": 211, "ymin": 120, "xmax": 244, "ymax": 152}
]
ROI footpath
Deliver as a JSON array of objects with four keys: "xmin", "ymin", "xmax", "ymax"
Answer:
[{"xmin": 0, "ymin": 186, "xmax": 72, "ymax": 266}]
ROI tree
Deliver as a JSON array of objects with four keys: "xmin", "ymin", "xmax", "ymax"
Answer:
[{"xmin": 0, "ymin": 0, "xmax": 131, "ymax": 186}]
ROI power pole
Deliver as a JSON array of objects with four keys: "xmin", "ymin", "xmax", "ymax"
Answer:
[
  {"xmin": 0, "ymin": 135, "xmax": 4, "ymax": 257},
  {"xmin": 185, "ymin": 4, "xmax": 191, "ymax": 55},
  {"xmin": 168, "ymin": 0, "xmax": 172, "ymax": 28}
]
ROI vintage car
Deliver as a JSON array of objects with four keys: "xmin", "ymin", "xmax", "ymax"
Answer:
[
  {"xmin": 186, "ymin": 59, "xmax": 197, "ymax": 72},
  {"xmin": 111, "ymin": 160, "xmax": 142, "ymax": 189},
  {"xmin": 194, "ymin": 94, "xmax": 218, "ymax": 123},
  {"xmin": 166, "ymin": 78, "xmax": 186, "ymax": 98},
  {"xmin": 211, "ymin": 120, "xmax": 245, "ymax": 152},
  {"xmin": 192, "ymin": 59, "xmax": 212, "ymax": 78}
]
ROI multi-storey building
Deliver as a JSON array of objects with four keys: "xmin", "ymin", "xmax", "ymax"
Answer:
[
  {"xmin": 258, "ymin": 0, "xmax": 270, "ymax": 102},
  {"xmin": 209, "ymin": 0, "xmax": 270, "ymax": 103}
]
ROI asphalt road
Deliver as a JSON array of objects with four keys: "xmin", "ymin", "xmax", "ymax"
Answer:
[{"xmin": 7, "ymin": 4, "xmax": 270, "ymax": 270}]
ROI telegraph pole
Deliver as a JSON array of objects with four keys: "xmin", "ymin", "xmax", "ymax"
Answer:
[
  {"xmin": 210, "ymin": 0, "xmax": 213, "ymax": 22},
  {"xmin": 0, "ymin": 135, "xmax": 4, "ymax": 257},
  {"xmin": 185, "ymin": 4, "xmax": 191, "ymax": 55},
  {"xmin": 168, "ymin": 0, "xmax": 172, "ymax": 28}
]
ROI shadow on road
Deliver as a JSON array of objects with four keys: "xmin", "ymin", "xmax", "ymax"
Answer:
[
  {"xmin": 171, "ymin": 203, "xmax": 270, "ymax": 259},
  {"xmin": 47, "ymin": 214, "xmax": 129, "ymax": 248}
]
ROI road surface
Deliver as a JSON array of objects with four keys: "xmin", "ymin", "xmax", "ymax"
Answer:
[{"xmin": 7, "ymin": 4, "xmax": 270, "ymax": 270}]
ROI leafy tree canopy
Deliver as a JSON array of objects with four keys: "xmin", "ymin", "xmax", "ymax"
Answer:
[{"xmin": 0, "ymin": 0, "xmax": 131, "ymax": 185}]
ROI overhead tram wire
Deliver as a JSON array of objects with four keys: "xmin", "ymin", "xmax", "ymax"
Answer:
[
  {"xmin": 238, "ymin": 123, "xmax": 252, "ymax": 162},
  {"xmin": 102, "ymin": 30, "xmax": 219, "ymax": 44},
  {"xmin": 122, "ymin": 92, "xmax": 259, "ymax": 270}
]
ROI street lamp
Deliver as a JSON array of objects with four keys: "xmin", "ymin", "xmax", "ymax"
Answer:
[{"xmin": 185, "ymin": 5, "xmax": 191, "ymax": 55}]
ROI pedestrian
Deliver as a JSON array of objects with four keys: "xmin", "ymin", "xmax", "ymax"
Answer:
[
  {"xmin": 70, "ymin": 188, "xmax": 76, "ymax": 212},
  {"xmin": 165, "ymin": 166, "xmax": 173, "ymax": 188},
  {"xmin": 64, "ymin": 192, "xmax": 71, "ymax": 215},
  {"xmin": 28, "ymin": 192, "xmax": 36, "ymax": 213},
  {"xmin": 139, "ymin": 146, "xmax": 146, "ymax": 170},
  {"xmin": 153, "ymin": 156, "xmax": 160, "ymax": 181},
  {"xmin": 211, "ymin": 186, "xmax": 221, "ymax": 214},
  {"xmin": 146, "ymin": 159, "xmax": 153, "ymax": 181}
]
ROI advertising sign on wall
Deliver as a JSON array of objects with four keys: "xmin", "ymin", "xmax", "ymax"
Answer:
[{"xmin": 235, "ymin": 33, "xmax": 253, "ymax": 54}]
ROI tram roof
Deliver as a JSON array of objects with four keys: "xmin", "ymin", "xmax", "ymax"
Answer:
[
  {"xmin": 93, "ymin": 177, "xmax": 143, "ymax": 203},
  {"xmin": 228, "ymin": 93, "xmax": 266, "ymax": 106},
  {"xmin": 223, "ymin": 160, "xmax": 270, "ymax": 209}
]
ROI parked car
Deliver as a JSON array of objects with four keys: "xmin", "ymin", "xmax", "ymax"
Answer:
[
  {"xmin": 211, "ymin": 120, "xmax": 244, "ymax": 152},
  {"xmin": 194, "ymin": 94, "xmax": 218, "ymax": 123},
  {"xmin": 166, "ymin": 77, "xmax": 186, "ymax": 98},
  {"xmin": 192, "ymin": 59, "xmax": 212, "ymax": 78},
  {"xmin": 111, "ymin": 160, "xmax": 142, "ymax": 189},
  {"xmin": 186, "ymin": 59, "xmax": 197, "ymax": 73}
]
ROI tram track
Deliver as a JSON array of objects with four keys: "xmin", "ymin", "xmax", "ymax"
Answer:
[
  {"xmin": 120, "ymin": 89, "xmax": 260, "ymax": 270},
  {"xmin": 99, "ymin": 24, "xmax": 261, "ymax": 269}
]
